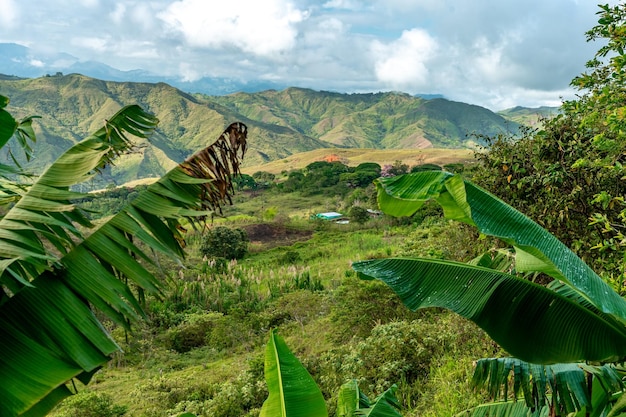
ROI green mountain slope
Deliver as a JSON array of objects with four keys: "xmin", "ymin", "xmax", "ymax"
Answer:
[
  {"xmin": 210, "ymin": 87, "xmax": 519, "ymax": 149},
  {"xmin": 0, "ymin": 74, "xmax": 329, "ymax": 185},
  {"xmin": 497, "ymin": 105, "xmax": 559, "ymax": 127},
  {"xmin": 1, "ymin": 74, "xmax": 520, "ymax": 185}
]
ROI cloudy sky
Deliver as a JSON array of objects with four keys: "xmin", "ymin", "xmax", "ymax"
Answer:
[{"xmin": 0, "ymin": 0, "xmax": 617, "ymax": 110}]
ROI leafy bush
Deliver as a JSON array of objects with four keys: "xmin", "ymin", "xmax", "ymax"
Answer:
[
  {"xmin": 349, "ymin": 205, "xmax": 370, "ymax": 224},
  {"xmin": 52, "ymin": 391, "xmax": 127, "ymax": 417},
  {"xmin": 200, "ymin": 226, "xmax": 249, "ymax": 260},
  {"xmin": 162, "ymin": 311, "xmax": 263, "ymax": 353},
  {"xmin": 163, "ymin": 312, "xmax": 221, "ymax": 353},
  {"xmin": 279, "ymin": 250, "xmax": 301, "ymax": 264},
  {"xmin": 329, "ymin": 277, "xmax": 420, "ymax": 342}
]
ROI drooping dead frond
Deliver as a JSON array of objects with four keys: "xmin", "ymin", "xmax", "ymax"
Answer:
[{"xmin": 179, "ymin": 122, "xmax": 247, "ymax": 213}]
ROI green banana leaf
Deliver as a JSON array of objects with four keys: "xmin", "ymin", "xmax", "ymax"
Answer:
[
  {"xmin": 458, "ymin": 400, "xmax": 549, "ymax": 417},
  {"xmin": 353, "ymin": 257, "xmax": 626, "ymax": 363},
  {"xmin": 0, "ymin": 108, "xmax": 248, "ymax": 417},
  {"xmin": 260, "ymin": 329, "xmax": 328, "ymax": 417},
  {"xmin": 0, "ymin": 94, "xmax": 38, "ymax": 162},
  {"xmin": 360, "ymin": 384, "xmax": 403, "ymax": 417},
  {"xmin": 337, "ymin": 380, "xmax": 404, "ymax": 417},
  {"xmin": 372, "ymin": 172, "xmax": 626, "ymax": 323},
  {"xmin": 473, "ymin": 358, "xmax": 623, "ymax": 415},
  {"xmin": 608, "ymin": 391, "xmax": 626, "ymax": 417},
  {"xmin": 337, "ymin": 380, "xmax": 371, "ymax": 417}
]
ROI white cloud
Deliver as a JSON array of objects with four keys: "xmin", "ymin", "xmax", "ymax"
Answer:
[
  {"xmin": 322, "ymin": 0, "xmax": 363, "ymax": 10},
  {"xmin": 0, "ymin": 0, "xmax": 615, "ymax": 109},
  {"xmin": 80, "ymin": 0, "xmax": 99, "ymax": 7},
  {"xmin": 371, "ymin": 28, "xmax": 438, "ymax": 89},
  {"xmin": 0, "ymin": 0, "xmax": 20, "ymax": 29},
  {"xmin": 178, "ymin": 62, "xmax": 202, "ymax": 82},
  {"xmin": 110, "ymin": 3, "xmax": 126, "ymax": 24},
  {"xmin": 303, "ymin": 17, "xmax": 346, "ymax": 44},
  {"xmin": 158, "ymin": 0, "xmax": 308, "ymax": 57}
]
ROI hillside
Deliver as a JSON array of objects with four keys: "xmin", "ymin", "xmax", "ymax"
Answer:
[
  {"xmin": 241, "ymin": 147, "xmax": 475, "ymax": 175},
  {"xmin": 1, "ymin": 74, "xmax": 520, "ymax": 186},
  {"xmin": 497, "ymin": 105, "xmax": 559, "ymax": 127},
  {"xmin": 0, "ymin": 74, "xmax": 328, "ymax": 186},
  {"xmin": 209, "ymin": 87, "xmax": 519, "ymax": 149}
]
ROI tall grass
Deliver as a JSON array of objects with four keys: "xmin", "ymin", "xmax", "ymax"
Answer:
[{"xmin": 50, "ymin": 197, "xmax": 498, "ymax": 417}]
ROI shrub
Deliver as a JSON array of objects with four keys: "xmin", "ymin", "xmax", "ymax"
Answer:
[
  {"xmin": 163, "ymin": 312, "xmax": 222, "ymax": 353},
  {"xmin": 349, "ymin": 205, "xmax": 370, "ymax": 224},
  {"xmin": 200, "ymin": 226, "xmax": 249, "ymax": 260},
  {"xmin": 280, "ymin": 250, "xmax": 301, "ymax": 265},
  {"xmin": 52, "ymin": 391, "xmax": 127, "ymax": 417}
]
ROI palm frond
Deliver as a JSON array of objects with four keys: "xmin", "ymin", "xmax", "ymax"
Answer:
[
  {"xmin": 0, "ymin": 105, "xmax": 158, "ymax": 292},
  {"xmin": 0, "ymin": 95, "xmax": 39, "ymax": 166}
]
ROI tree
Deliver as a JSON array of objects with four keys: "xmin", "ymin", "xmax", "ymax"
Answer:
[
  {"xmin": 348, "ymin": 205, "xmax": 370, "ymax": 224},
  {"xmin": 410, "ymin": 163, "xmax": 442, "ymax": 173},
  {"xmin": 0, "ymin": 95, "xmax": 248, "ymax": 417},
  {"xmin": 352, "ymin": 171, "xmax": 626, "ymax": 416},
  {"xmin": 200, "ymin": 225, "xmax": 249, "ymax": 260},
  {"xmin": 471, "ymin": 4, "xmax": 626, "ymax": 279},
  {"xmin": 342, "ymin": 162, "xmax": 381, "ymax": 188},
  {"xmin": 252, "ymin": 170, "xmax": 276, "ymax": 188},
  {"xmin": 233, "ymin": 173, "xmax": 257, "ymax": 190},
  {"xmin": 381, "ymin": 160, "xmax": 409, "ymax": 177}
]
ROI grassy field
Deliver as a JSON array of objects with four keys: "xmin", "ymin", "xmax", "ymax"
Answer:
[
  {"xmin": 241, "ymin": 147, "xmax": 476, "ymax": 175},
  {"xmin": 51, "ymin": 184, "xmax": 499, "ymax": 417}
]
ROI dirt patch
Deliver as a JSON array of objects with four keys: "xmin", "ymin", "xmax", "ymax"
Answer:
[{"xmin": 242, "ymin": 223, "xmax": 313, "ymax": 249}]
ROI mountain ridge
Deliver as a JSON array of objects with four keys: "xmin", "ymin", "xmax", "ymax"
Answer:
[{"xmin": 0, "ymin": 73, "xmax": 543, "ymax": 187}]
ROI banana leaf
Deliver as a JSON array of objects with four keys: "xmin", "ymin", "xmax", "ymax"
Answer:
[
  {"xmin": 458, "ymin": 400, "xmax": 549, "ymax": 417},
  {"xmin": 337, "ymin": 380, "xmax": 371, "ymax": 417},
  {"xmin": 353, "ymin": 257, "xmax": 626, "ymax": 363},
  {"xmin": 260, "ymin": 329, "xmax": 328, "ymax": 417},
  {"xmin": 359, "ymin": 384, "xmax": 403, "ymax": 417},
  {"xmin": 371, "ymin": 172, "xmax": 626, "ymax": 323},
  {"xmin": 471, "ymin": 358, "xmax": 624, "ymax": 416},
  {"xmin": 0, "ymin": 107, "xmax": 248, "ymax": 416}
]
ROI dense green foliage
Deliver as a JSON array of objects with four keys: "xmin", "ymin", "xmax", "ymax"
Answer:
[
  {"xmin": 200, "ymin": 226, "xmax": 249, "ymax": 260},
  {"xmin": 52, "ymin": 392, "xmax": 127, "ymax": 417},
  {"xmin": 41, "ymin": 178, "xmax": 494, "ymax": 417},
  {"xmin": 471, "ymin": 3, "xmax": 626, "ymax": 283},
  {"xmin": 354, "ymin": 169, "xmax": 626, "ymax": 415}
]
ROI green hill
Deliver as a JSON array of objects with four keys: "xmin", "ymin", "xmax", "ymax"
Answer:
[
  {"xmin": 497, "ymin": 105, "xmax": 559, "ymax": 128},
  {"xmin": 210, "ymin": 87, "xmax": 519, "ymax": 149},
  {"xmin": 1, "ymin": 74, "xmax": 521, "ymax": 186}
]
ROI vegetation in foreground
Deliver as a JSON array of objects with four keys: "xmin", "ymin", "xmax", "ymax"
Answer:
[{"xmin": 3, "ymin": 3, "xmax": 626, "ymax": 417}]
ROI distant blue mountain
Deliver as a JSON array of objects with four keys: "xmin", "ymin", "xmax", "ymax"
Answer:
[
  {"xmin": 0, "ymin": 42, "xmax": 287, "ymax": 95},
  {"xmin": 0, "ymin": 43, "xmax": 447, "ymax": 98},
  {"xmin": 415, "ymin": 93, "xmax": 445, "ymax": 99}
]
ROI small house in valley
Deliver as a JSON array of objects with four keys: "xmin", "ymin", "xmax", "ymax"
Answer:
[{"xmin": 315, "ymin": 212, "xmax": 343, "ymax": 221}]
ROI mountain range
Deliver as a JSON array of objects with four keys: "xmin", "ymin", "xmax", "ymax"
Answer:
[
  {"xmin": 0, "ymin": 42, "xmax": 287, "ymax": 95},
  {"xmin": 0, "ymin": 70, "xmax": 555, "ymax": 187}
]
